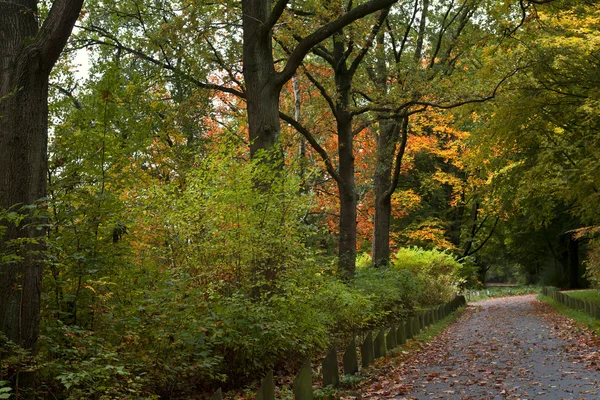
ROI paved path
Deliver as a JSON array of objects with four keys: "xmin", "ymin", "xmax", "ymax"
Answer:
[{"xmin": 360, "ymin": 295, "xmax": 600, "ymax": 399}]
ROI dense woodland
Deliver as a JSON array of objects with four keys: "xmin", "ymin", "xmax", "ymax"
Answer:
[{"xmin": 1, "ymin": 0, "xmax": 599, "ymax": 398}]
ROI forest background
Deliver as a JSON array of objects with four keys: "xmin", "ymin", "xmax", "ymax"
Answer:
[{"xmin": 1, "ymin": 0, "xmax": 599, "ymax": 398}]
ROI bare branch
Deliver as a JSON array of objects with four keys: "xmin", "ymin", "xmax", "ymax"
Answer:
[
  {"xmin": 385, "ymin": 116, "xmax": 409, "ymax": 199},
  {"xmin": 275, "ymin": 0, "xmax": 398, "ymax": 87},
  {"xmin": 279, "ymin": 111, "xmax": 342, "ymax": 184}
]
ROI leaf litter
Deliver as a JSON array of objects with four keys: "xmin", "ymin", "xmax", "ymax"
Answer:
[{"xmin": 354, "ymin": 295, "xmax": 600, "ymax": 399}]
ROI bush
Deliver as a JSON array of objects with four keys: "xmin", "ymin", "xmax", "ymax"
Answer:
[
  {"xmin": 391, "ymin": 247, "xmax": 470, "ymax": 305},
  {"xmin": 38, "ymin": 143, "xmax": 465, "ymax": 397},
  {"xmin": 354, "ymin": 267, "xmax": 421, "ymax": 325}
]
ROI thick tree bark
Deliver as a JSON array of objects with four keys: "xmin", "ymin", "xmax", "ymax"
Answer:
[
  {"xmin": 332, "ymin": 34, "xmax": 358, "ymax": 280},
  {"xmin": 0, "ymin": 0, "xmax": 84, "ymax": 394},
  {"xmin": 336, "ymin": 89, "xmax": 357, "ymax": 280},
  {"xmin": 372, "ymin": 120, "xmax": 396, "ymax": 267},
  {"xmin": 241, "ymin": 0, "xmax": 281, "ymax": 159},
  {"xmin": 0, "ymin": 1, "xmax": 45, "ymax": 353}
]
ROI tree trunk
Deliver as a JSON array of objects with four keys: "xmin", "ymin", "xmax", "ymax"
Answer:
[
  {"xmin": 1, "ymin": 0, "xmax": 84, "ymax": 395},
  {"xmin": 334, "ymin": 54, "xmax": 357, "ymax": 280},
  {"xmin": 337, "ymin": 111, "xmax": 357, "ymax": 280},
  {"xmin": 372, "ymin": 120, "xmax": 396, "ymax": 267},
  {"xmin": 242, "ymin": 0, "xmax": 281, "ymax": 160},
  {"xmin": 0, "ymin": 3, "xmax": 47, "ymax": 358}
]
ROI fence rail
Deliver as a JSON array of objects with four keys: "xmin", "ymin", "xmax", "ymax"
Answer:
[
  {"xmin": 541, "ymin": 287, "xmax": 600, "ymax": 319},
  {"xmin": 210, "ymin": 295, "xmax": 467, "ymax": 400}
]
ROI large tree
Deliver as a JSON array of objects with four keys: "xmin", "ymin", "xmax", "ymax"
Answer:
[
  {"xmin": 0, "ymin": 0, "xmax": 84, "ymax": 382},
  {"xmin": 280, "ymin": 8, "xmax": 389, "ymax": 279}
]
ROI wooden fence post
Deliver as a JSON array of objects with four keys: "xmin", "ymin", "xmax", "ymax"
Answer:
[
  {"xmin": 210, "ymin": 388, "xmax": 223, "ymax": 400},
  {"xmin": 255, "ymin": 371, "xmax": 275, "ymax": 400},
  {"xmin": 293, "ymin": 359, "xmax": 313, "ymax": 400},
  {"xmin": 322, "ymin": 348, "xmax": 340, "ymax": 388},
  {"xmin": 342, "ymin": 338, "xmax": 359, "ymax": 375},
  {"xmin": 361, "ymin": 332, "xmax": 374, "ymax": 367},
  {"xmin": 374, "ymin": 328, "xmax": 386, "ymax": 359}
]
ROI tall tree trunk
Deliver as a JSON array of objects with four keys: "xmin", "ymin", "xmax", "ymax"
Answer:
[
  {"xmin": 0, "ymin": 2, "xmax": 47, "ymax": 355},
  {"xmin": 334, "ymin": 43, "xmax": 357, "ymax": 280},
  {"xmin": 372, "ymin": 120, "xmax": 396, "ymax": 267},
  {"xmin": 371, "ymin": 29, "xmax": 395, "ymax": 268},
  {"xmin": 241, "ymin": 0, "xmax": 280, "ymax": 160},
  {"xmin": 0, "ymin": 0, "xmax": 84, "ymax": 394},
  {"xmin": 371, "ymin": 0, "xmax": 430, "ymax": 267},
  {"xmin": 414, "ymin": 0, "xmax": 429, "ymax": 61},
  {"xmin": 337, "ymin": 108, "xmax": 357, "ymax": 280}
]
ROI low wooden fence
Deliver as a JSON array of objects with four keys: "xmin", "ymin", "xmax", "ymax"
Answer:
[
  {"xmin": 210, "ymin": 295, "xmax": 467, "ymax": 400},
  {"xmin": 542, "ymin": 287, "xmax": 600, "ymax": 319}
]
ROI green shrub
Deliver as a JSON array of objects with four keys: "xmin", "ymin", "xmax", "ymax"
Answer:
[
  {"xmin": 391, "ymin": 247, "xmax": 470, "ymax": 305},
  {"xmin": 354, "ymin": 267, "xmax": 421, "ymax": 325}
]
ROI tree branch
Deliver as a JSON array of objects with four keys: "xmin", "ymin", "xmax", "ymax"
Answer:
[
  {"xmin": 274, "ymin": 0, "xmax": 398, "ymax": 88},
  {"xmin": 348, "ymin": 8, "xmax": 390, "ymax": 76},
  {"xmin": 411, "ymin": 66, "xmax": 524, "ymax": 110},
  {"xmin": 395, "ymin": 0, "xmax": 419, "ymax": 63},
  {"xmin": 303, "ymin": 69, "xmax": 338, "ymax": 118},
  {"xmin": 463, "ymin": 217, "xmax": 499, "ymax": 258},
  {"xmin": 36, "ymin": 0, "xmax": 85, "ymax": 73},
  {"xmin": 313, "ymin": 44, "xmax": 335, "ymax": 64},
  {"xmin": 80, "ymin": 26, "xmax": 246, "ymax": 99},
  {"xmin": 51, "ymin": 84, "xmax": 83, "ymax": 109},
  {"xmin": 279, "ymin": 111, "xmax": 342, "ymax": 184},
  {"xmin": 265, "ymin": 0, "xmax": 289, "ymax": 31},
  {"xmin": 384, "ymin": 116, "xmax": 409, "ymax": 199}
]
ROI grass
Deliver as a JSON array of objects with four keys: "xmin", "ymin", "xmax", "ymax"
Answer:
[
  {"xmin": 562, "ymin": 289, "xmax": 600, "ymax": 306},
  {"xmin": 538, "ymin": 294, "xmax": 600, "ymax": 337},
  {"xmin": 466, "ymin": 285, "xmax": 541, "ymax": 302}
]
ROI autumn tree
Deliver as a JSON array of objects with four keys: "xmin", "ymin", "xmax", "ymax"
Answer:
[
  {"xmin": 465, "ymin": 1, "xmax": 600, "ymax": 287},
  {"xmin": 364, "ymin": 0, "xmax": 551, "ymax": 267},
  {"xmin": 278, "ymin": 7, "xmax": 389, "ymax": 279}
]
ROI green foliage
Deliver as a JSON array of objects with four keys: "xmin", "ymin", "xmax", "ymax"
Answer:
[
  {"xmin": 464, "ymin": 2, "xmax": 600, "ymax": 286},
  {"xmin": 391, "ymin": 247, "xmax": 470, "ymax": 305},
  {"xmin": 164, "ymin": 145, "xmax": 313, "ymax": 294},
  {"xmin": 354, "ymin": 267, "xmax": 420, "ymax": 324}
]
